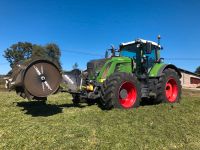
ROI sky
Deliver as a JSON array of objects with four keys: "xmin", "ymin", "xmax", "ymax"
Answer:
[{"xmin": 0, "ymin": 0, "xmax": 200, "ymax": 74}]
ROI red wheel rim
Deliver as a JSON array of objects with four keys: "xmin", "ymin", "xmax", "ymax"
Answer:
[
  {"xmin": 118, "ymin": 81, "xmax": 137, "ymax": 108},
  {"xmin": 165, "ymin": 78, "xmax": 178, "ymax": 102}
]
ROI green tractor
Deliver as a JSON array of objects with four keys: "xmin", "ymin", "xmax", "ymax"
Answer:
[{"xmin": 64, "ymin": 37, "xmax": 182, "ymax": 109}]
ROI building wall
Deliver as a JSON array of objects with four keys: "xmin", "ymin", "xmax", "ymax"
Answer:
[{"xmin": 180, "ymin": 72, "xmax": 200, "ymax": 88}]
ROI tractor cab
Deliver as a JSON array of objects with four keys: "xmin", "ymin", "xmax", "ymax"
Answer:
[{"xmin": 119, "ymin": 39, "xmax": 162, "ymax": 74}]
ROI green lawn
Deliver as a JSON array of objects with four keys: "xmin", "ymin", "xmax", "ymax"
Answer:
[
  {"xmin": 0, "ymin": 78, "xmax": 6, "ymax": 92},
  {"xmin": 0, "ymin": 90, "xmax": 200, "ymax": 150}
]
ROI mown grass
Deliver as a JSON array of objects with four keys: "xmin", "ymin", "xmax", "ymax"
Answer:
[
  {"xmin": 0, "ymin": 78, "xmax": 6, "ymax": 92},
  {"xmin": 0, "ymin": 89, "xmax": 200, "ymax": 150}
]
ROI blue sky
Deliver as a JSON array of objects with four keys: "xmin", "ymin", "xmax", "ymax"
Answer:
[{"xmin": 0, "ymin": 0, "xmax": 200, "ymax": 74}]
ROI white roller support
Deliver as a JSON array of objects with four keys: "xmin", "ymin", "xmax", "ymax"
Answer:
[
  {"xmin": 79, "ymin": 71, "xmax": 83, "ymax": 90},
  {"xmin": 63, "ymin": 74, "xmax": 74, "ymax": 85},
  {"xmin": 4, "ymin": 77, "xmax": 13, "ymax": 89},
  {"xmin": 44, "ymin": 81, "xmax": 52, "ymax": 91},
  {"xmin": 5, "ymin": 79, "xmax": 8, "ymax": 89}
]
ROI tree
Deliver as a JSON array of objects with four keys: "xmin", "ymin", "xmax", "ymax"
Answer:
[
  {"xmin": 3, "ymin": 42, "xmax": 33, "ymax": 67},
  {"xmin": 31, "ymin": 43, "xmax": 62, "ymax": 69},
  {"xmin": 45, "ymin": 43, "xmax": 61, "ymax": 68},
  {"xmin": 31, "ymin": 45, "xmax": 46, "ymax": 59},
  {"xmin": 3, "ymin": 42, "xmax": 62, "ymax": 69},
  {"xmin": 195, "ymin": 66, "xmax": 200, "ymax": 74},
  {"xmin": 73, "ymin": 63, "xmax": 79, "ymax": 69}
]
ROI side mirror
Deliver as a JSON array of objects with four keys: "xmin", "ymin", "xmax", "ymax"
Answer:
[{"xmin": 146, "ymin": 42, "xmax": 152, "ymax": 54}]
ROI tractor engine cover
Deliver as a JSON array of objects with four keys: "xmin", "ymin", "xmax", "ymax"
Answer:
[{"xmin": 6, "ymin": 59, "xmax": 62, "ymax": 100}]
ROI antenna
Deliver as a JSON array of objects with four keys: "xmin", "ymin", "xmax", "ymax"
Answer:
[{"xmin": 157, "ymin": 35, "xmax": 161, "ymax": 45}]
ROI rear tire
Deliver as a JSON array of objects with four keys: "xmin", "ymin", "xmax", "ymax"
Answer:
[
  {"xmin": 156, "ymin": 68, "xmax": 181, "ymax": 103},
  {"xmin": 101, "ymin": 72, "xmax": 141, "ymax": 109}
]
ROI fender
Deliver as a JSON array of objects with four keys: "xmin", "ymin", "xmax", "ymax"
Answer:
[{"xmin": 157, "ymin": 64, "xmax": 182, "ymax": 78}]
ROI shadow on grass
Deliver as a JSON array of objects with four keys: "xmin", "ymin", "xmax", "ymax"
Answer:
[
  {"xmin": 16, "ymin": 101, "xmax": 87, "ymax": 117},
  {"xmin": 16, "ymin": 101, "xmax": 63, "ymax": 117},
  {"xmin": 140, "ymin": 98, "xmax": 155, "ymax": 106},
  {"xmin": 16, "ymin": 98, "xmax": 158, "ymax": 117},
  {"xmin": 58, "ymin": 103, "xmax": 86, "ymax": 108}
]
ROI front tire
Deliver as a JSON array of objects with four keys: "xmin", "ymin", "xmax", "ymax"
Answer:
[{"xmin": 101, "ymin": 73, "xmax": 141, "ymax": 109}]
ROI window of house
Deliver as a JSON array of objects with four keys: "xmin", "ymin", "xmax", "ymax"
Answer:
[{"xmin": 190, "ymin": 77, "xmax": 200, "ymax": 84}]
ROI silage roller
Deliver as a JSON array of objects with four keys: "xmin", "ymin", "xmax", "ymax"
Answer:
[{"xmin": 5, "ymin": 59, "xmax": 62, "ymax": 100}]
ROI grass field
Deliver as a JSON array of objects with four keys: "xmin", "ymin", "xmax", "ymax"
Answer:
[
  {"xmin": 0, "ymin": 90, "xmax": 200, "ymax": 150},
  {"xmin": 0, "ymin": 78, "xmax": 5, "ymax": 92}
]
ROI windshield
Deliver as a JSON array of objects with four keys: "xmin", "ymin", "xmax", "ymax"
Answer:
[
  {"xmin": 145, "ymin": 49, "xmax": 157, "ymax": 66},
  {"xmin": 120, "ymin": 44, "xmax": 138, "ymax": 59}
]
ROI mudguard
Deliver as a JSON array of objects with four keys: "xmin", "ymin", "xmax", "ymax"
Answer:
[{"xmin": 157, "ymin": 64, "xmax": 182, "ymax": 78}]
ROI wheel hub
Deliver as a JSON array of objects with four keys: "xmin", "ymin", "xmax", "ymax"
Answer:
[
  {"xmin": 120, "ymin": 89, "xmax": 128, "ymax": 99},
  {"xmin": 118, "ymin": 81, "xmax": 137, "ymax": 108},
  {"xmin": 165, "ymin": 78, "xmax": 178, "ymax": 102},
  {"xmin": 41, "ymin": 76, "xmax": 46, "ymax": 82}
]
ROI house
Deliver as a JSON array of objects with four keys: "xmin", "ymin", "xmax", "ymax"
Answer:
[{"xmin": 179, "ymin": 68, "xmax": 200, "ymax": 88}]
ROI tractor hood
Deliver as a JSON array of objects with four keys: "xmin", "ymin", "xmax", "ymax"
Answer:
[{"xmin": 96, "ymin": 57, "xmax": 133, "ymax": 83}]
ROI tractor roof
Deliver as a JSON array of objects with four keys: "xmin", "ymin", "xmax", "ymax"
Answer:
[{"xmin": 120, "ymin": 39, "xmax": 161, "ymax": 48}]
